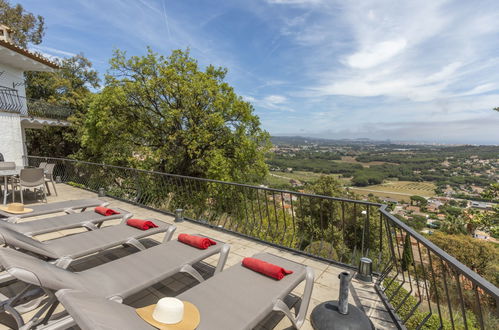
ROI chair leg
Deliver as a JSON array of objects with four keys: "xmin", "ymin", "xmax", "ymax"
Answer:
[
  {"xmin": 45, "ymin": 181, "xmax": 51, "ymax": 196},
  {"xmin": 41, "ymin": 185, "xmax": 47, "ymax": 203},
  {"xmin": 51, "ymin": 179, "xmax": 57, "ymax": 196}
]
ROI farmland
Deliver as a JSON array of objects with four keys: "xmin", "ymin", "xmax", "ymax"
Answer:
[{"xmin": 349, "ymin": 181, "xmax": 436, "ymax": 202}]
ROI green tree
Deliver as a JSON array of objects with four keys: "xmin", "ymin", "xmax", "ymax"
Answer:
[
  {"xmin": 0, "ymin": 0, "xmax": 44, "ymax": 47},
  {"xmin": 401, "ymin": 234, "xmax": 413, "ymax": 271},
  {"xmin": 24, "ymin": 54, "xmax": 100, "ymax": 157},
  {"xmin": 440, "ymin": 214, "xmax": 467, "ymax": 235},
  {"xmin": 78, "ymin": 48, "xmax": 270, "ymax": 183},
  {"xmin": 410, "ymin": 195, "xmax": 427, "ymax": 207}
]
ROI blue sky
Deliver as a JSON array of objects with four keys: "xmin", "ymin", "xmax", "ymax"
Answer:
[{"xmin": 19, "ymin": 0, "xmax": 499, "ymax": 144}]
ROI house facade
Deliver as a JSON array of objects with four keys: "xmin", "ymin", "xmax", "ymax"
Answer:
[{"xmin": 0, "ymin": 26, "xmax": 67, "ymax": 165}]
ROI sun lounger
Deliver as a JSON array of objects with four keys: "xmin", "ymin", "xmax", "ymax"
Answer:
[
  {"xmin": 0, "ymin": 236, "xmax": 228, "ymax": 329},
  {"xmin": 52, "ymin": 253, "xmax": 313, "ymax": 330},
  {"xmin": 0, "ymin": 219, "xmax": 176, "ymax": 268},
  {"xmin": 0, "ymin": 199, "xmax": 109, "ymax": 223},
  {"xmin": 0, "ymin": 207, "xmax": 131, "ymax": 236}
]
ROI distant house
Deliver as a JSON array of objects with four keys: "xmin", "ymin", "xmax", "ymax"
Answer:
[
  {"xmin": 405, "ymin": 206, "xmax": 420, "ymax": 213},
  {"xmin": 470, "ymin": 201, "xmax": 491, "ymax": 210},
  {"xmin": 382, "ymin": 197, "xmax": 398, "ymax": 204}
]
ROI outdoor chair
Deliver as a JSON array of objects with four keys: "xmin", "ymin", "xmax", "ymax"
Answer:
[
  {"xmin": 16, "ymin": 168, "xmax": 47, "ymax": 204},
  {"xmin": 0, "ymin": 234, "xmax": 226, "ymax": 329},
  {"xmin": 50, "ymin": 252, "xmax": 313, "ymax": 330},
  {"xmin": 44, "ymin": 163, "xmax": 57, "ymax": 196},
  {"xmin": 0, "ymin": 206, "xmax": 131, "ymax": 236},
  {"xmin": 0, "ymin": 162, "xmax": 17, "ymax": 202},
  {"xmin": 0, "ymin": 198, "xmax": 110, "ymax": 222}
]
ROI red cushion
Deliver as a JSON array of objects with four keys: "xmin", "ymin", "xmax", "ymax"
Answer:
[
  {"xmin": 126, "ymin": 219, "xmax": 158, "ymax": 230},
  {"xmin": 178, "ymin": 234, "xmax": 217, "ymax": 249},
  {"xmin": 242, "ymin": 257, "xmax": 293, "ymax": 280}
]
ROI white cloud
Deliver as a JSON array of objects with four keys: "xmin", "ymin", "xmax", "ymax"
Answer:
[
  {"xmin": 244, "ymin": 94, "xmax": 294, "ymax": 112},
  {"xmin": 345, "ymin": 38, "xmax": 407, "ymax": 69}
]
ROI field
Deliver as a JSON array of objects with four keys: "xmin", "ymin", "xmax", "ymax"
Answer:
[
  {"xmin": 334, "ymin": 156, "xmax": 398, "ymax": 168},
  {"xmin": 350, "ymin": 181, "xmax": 436, "ymax": 202},
  {"xmin": 265, "ymin": 171, "xmax": 349, "ymax": 187}
]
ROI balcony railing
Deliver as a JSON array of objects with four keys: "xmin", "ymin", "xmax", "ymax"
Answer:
[
  {"xmin": 0, "ymin": 87, "xmax": 23, "ymax": 113},
  {"xmin": 0, "ymin": 86, "xmax": 74, "ymax": 120},
  {"xmin": 27, "ymin": 155, "xmax": 499, "ymax": 329}
]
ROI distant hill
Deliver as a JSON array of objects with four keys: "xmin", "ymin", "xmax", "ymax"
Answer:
[{"xmin": 271, "ymin": 136, "xmax": 390, "ymax": 146}]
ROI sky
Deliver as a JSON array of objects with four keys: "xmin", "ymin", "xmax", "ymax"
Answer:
[{"xmin": 18, "ymin": 0, "xmax": 499, "ymax": 144}]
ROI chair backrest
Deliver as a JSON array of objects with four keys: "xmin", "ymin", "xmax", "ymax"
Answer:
[
  {"xmin": 44, "ymin": 163, "xmax": 56, "ymax": 177},
  {"xmin": 19, "ymin": 168, "xmax": 45, "ymax": 187},
  {"xmin": 38, "ymin": 162, "xmax": 47, "ymax": 169},
  {"xmin": 0, "ymin": 161, "xmax": 16, "ymax": 170}
]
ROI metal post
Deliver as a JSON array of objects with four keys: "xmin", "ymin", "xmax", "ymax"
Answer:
[
  {"xmin": 338, "ymin": 272, "xmax": 350, "ymax": 314},
  {"xmin": 175, "ymin": 209, "xmax": 184, "ymax": 222}
]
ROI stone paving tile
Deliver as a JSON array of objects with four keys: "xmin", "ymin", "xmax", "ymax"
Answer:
[{"xmin": 0, "ymin": 183, "xmax": 395, "ymax": 329}]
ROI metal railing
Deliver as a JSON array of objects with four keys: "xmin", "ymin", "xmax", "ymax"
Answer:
[
  {"xmin": 0, "ymin": 86, "xmax": 74, "ymax": 120},
  {"xmin": 0, "ymin": 87, "xmax": 23, "ymax": 113},
  {"xmin": 27, "ymin": 156, "xmax": 499, "ymax": 329},
  {"xmin": 23, "ymin": 97, "xmax": 74, "ymax": 120}
]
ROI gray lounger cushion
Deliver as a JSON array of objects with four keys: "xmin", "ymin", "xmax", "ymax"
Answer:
[
  {"xmin": 0, "ymin": 207, "xmax": 130, "ymax": 236},
  {"xmin": 54, "ymin": 253, "xmax": 313, "ymax": 330},
  {"xmin": 0, "ymin": 199, "xmax": 107, "ymax": 220},
  {"xmin": 57, "ymin": 289, "xmax": 154, "ymax": 330},
  {"xmin": 0, "ymin": 236, "xmax": 224, "ymax": 300},
  {"xmin": 0, "ymin": 218, "xmax": 172, "ymax": 260}
]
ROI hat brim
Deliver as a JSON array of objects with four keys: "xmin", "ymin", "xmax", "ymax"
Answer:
[
  {"xmin": 136, "ymin": 301, "xmax": 200, "ymax": 330},
  {"xmin": 0, "ymin": 206, "xmax": 33, "ymax": 214}
]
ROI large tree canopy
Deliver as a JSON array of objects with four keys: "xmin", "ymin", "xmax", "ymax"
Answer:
[
  {"xmin": 0, "ymin": 0, "xmax": 44, "ymax": 47},
  {"xmin": 78, "ymin": 48, "xmax": 270, "ymax": 183}
]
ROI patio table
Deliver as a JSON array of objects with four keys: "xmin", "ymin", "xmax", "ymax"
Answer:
[{"xmin": 0, "ymin": 166, "xmax": 23, "ymax": 205}]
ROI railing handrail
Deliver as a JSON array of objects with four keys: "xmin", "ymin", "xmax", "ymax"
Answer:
[
  {"xmin": 28, "ymin": 155, "xmax": 499, "ymax": 300},
  {"xmin": 27, "ymin": 155, "xmax": 381, "ymax": 206}
]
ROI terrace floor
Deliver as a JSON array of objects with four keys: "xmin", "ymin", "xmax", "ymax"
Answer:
[{"xmin": 0, "ymin": 183, "xmax": 396, "ymax": 329}]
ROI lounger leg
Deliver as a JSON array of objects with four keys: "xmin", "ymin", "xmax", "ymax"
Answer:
[
  {"xmin": 20, "ymin": 185, "xmax": 23, "ymax": 204},
  {"xmin": 125, "ymin": 238, "xmax": 146, "ymax": 251},
  {"xmin": 272, "ymin": 267, "xmax": 314, "ymax": 329},
  {"xmin": 215, "ymin": 244, "xmax": 231, "ymax": 274},
  {"xmin": 180, "ymin": 264, "xmax": 205, "ymax": 283}
]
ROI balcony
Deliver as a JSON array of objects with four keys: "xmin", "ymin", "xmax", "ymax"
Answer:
[
  {"xmin": 5, "ymin": 155, "xmax": 499, "ymax": 329},
  {"xmin": 0, "ymin": 86, "xmax": 74, "ymax": 122}
]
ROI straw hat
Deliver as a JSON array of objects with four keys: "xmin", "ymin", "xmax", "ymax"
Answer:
[
  {"xmin": 0, "ymin": 203, "xmax": 33, "ymax": 214},
  {"xmin": 136, "ymin": 299, "xmax": 200, "ymax": 330}
]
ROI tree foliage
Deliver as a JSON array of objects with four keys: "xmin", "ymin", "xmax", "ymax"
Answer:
[
  {"xmin": 77, "ymin": 48, "xmax": 270, "ymax": 183},
  {"xmin": 24, "ymin": 55, "xmax": 100, "ymax": 157},
  {"xmin": 0, "ymin": 0, "xmax": 44, "ymax": 47}
]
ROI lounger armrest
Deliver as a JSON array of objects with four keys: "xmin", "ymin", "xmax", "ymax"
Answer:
[
  {"xmin": 162, "ymin": 224, "xmax": 177, "ymax": 243},
  {"xmin": 215, "ymin": 244, "xmax": 231, "ymax": 274},
  {"xmin": 119, "ymin": 213, "xmax": 133, "ymax": 224},
  {"xmin": 272, "ymin": 266, "xmax": 314, "ymax": 329}
]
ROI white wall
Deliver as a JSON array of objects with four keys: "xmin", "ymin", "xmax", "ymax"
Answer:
[
  {"xmin": 0, "ymin": 63, "xmax": 27, "ymax": 165},
  {"xmin": 0, "ymin": 112, "xmax": 24, "ymax": 165}
]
